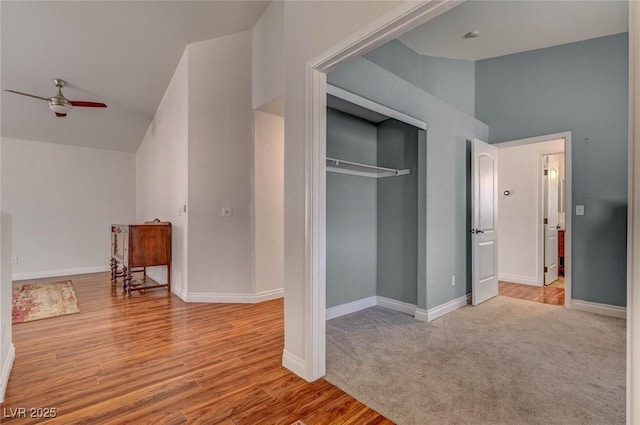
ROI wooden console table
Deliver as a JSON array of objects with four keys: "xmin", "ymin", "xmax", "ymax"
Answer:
[{"xmin": 110, "ymin": 222, "xmax": 172, "ymax": 296}]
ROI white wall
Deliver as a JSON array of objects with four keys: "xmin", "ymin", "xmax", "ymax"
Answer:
[
  {"xmin": 0, "ymin": 213, "xmax": 13, "ymax": 402},
  {"xmin": 1, "ymin": 138, "xmax": 135, "ymax": 280},
  {"xmin": 136, "ymin": 50, "xmax": 189, "ymax": 297},
  {"xmin": 0, "ymin": 130, "xmax": 15, "ymax": 401},
  {"xmin": 252, "ymin": 0, "xmax": 284, "ymax": 110},
  {"xmin": 282, "ymin": 0, "xmax": 402, "ymax": 376},
  {"xmin": 186, "ymin": 31, "xmax": 255, "ymax": 296},
  {"xmin": 254, "ymin": 111, "xmax": 284, "ymax": 294},
  {"xmin": 497, "ymin": 139, "xmax": 564, "ymax": 286}
]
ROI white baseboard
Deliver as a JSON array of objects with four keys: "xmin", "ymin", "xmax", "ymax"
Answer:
[
  {"xmin": 253, "ymin": 288, "xmax": 285, "ymax": 303},
  {"xmin": 0, "ymin": 343, "xmax": 15, "ymax": 403},
  {"xmin": 326, "ymin": 293, "xmax": 472, "ymax": 323},
  {"xmin": 570, "ymin": 299, "xmax": 626, "ymax": 319},
  {"xmin": 414, "ymin": 308, "xmax": 428, "ymax": 322},
  {"xmin": 326, "ymin": 296, "xmax": 377, "ymax": 320},
  {"xmin": 426, "ymin": 293, "xmax": 471, "ymax": 322},
  {"xmin": 282, "ymin": 349, "xmax": 307, "ymax": 380},
  {"xmin": 12, "ymin": 265, "xmax": 110, "ymax": 281},
  {"xmin": 377, "ymin": 296, "xmax": 416, "ymax": 315},
  {"xmin": 499, "ymin": 273, "xmax": 540, "ymax": 286},
  {"xmin": 171, "ymin": 287, "xmax": 188, "ymax": 301},
  {"xmin": 183, "ymin": 288, "xmax": 284, "ymax": 304}
]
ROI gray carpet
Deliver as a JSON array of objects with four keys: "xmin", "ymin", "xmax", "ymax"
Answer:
[{"xmin": 325, "ymin": 296, "xmax": 626, "ymax": 425}]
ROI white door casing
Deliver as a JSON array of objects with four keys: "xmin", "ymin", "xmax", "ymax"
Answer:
[
  {"xmin": 544, "ymin": 155, "xmax": 560, "ymax": 285},
  {"xmin": 472, "ymin": 139, "xmax": 499, "ymax": 305}
]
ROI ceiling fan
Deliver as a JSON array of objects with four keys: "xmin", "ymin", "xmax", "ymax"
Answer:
[{"xmin": 5, "ymin": 78, "xmax": 107, "ymax": 117}]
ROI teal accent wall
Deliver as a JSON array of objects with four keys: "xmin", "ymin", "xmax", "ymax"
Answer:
[
  {"xmin": 365, "ymin": 39, "xmax": 476, "ymax": 117},
  {"xmin": 326, "ymin": 107, "xmax": 421, "ymax": 308},
  {"xmin": 475, "ymin": 33, "xmax": 629, "ymax": 306},
  {"xmin": 377, "ymin": 119, "xmax": 419, "ymax": 305},
  {"xmin": 326, "ymin": 109, "xmax": 378, "ymax": 308}
]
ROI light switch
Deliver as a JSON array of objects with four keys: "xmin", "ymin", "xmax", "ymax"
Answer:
[
  {"xmin": 222, "ymin": 207, "xmax": 233, "ymax": 217},
  {"xmin": 576, "ymin": 205, "xmax": 585, "ymax": 216}
]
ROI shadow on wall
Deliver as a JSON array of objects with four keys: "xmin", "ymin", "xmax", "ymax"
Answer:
[{"xmin": 583, "ymin": 200, "xmax": 627, "ymax": 306}]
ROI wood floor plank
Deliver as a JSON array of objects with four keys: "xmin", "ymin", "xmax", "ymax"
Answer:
[
  {"xmin": 1, "ymin": 272, "xmax": 392, "ymax": 424},
  {"xmin": 499, "ymin": 280, "xmax": 565, "ymax": 306}
]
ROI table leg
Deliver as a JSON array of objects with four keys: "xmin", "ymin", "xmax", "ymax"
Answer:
[
  {"xmin": 124, "ymin": 266, "xmax": 133, "ymax": 297},
  {"xmin": 110, "ymin": 258, "xmax": 117, "ymax": 286},
  {"xmin": 167, "ymin": 263, "xmax": 171, "ymax": 295}
]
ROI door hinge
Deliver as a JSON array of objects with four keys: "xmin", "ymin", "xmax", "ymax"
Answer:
[
  {"xmin": 544, "ymin": 218, "xmax": 548, "ymax": 224},
  {"xmin": 544, "ymin": 266, "xmax": 548, "ymax": 273}
]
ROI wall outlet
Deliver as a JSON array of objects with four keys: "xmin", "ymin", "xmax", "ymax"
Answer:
[
  {"xmin": 11, "ymin": 257, "xmax": 18, "ymax": 265},
  {"xmin": 221, "ymin": 207, "xmax": 233, "ymax": 217},
  {"xmin": 451, "ymin": 275, "xmax": 456, "ymax": 286}
]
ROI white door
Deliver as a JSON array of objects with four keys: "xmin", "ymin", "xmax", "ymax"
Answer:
[
  {"xmin": 472, "ymin": 139, "xmax": 499, "ymax": 305},
  {"xmin": 544, "ymin": 155, "xmax": 559, "ymax": 285}
]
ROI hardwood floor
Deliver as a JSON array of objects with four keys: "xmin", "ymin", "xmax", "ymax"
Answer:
[
  {"xmin": 499, "ymin": 277, "xmax": 565, "ymax": 306},
  {"xmin": 2, "ymin": 273, "xmax": 393, "ymax": 425}
]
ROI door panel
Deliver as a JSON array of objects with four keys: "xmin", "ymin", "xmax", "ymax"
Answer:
[
  {"xmin": 479, "ymin": 156, "xmax": 496, "ymax": 231},
  {"xmin": 472, "ymin": 139, "xmax": 499, "ymax": 305}
]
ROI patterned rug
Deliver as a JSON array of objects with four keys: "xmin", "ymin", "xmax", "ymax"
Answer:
[{"xmin": 12, "ymin": 280, "xmax": 80, "ymax": 324}]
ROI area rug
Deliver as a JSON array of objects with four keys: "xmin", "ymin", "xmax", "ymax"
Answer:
[
  {"xmin": 12, "ymin": 280, "xmax": 80, "ymax": 324},
  {"xmin": 326, "ymin": 296, "xmax": 626, "ymax": 425}
]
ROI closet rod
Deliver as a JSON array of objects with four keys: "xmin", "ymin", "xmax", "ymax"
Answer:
[{"xmin": 326, "ymin": 157, "xmax": 410, "ymax": 178}]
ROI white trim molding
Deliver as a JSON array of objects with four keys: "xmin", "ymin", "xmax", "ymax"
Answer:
[
  {"xmin": 0, "ymin": 343, "xmax": 15, "ymax": 403},
  {"xmin": 498, "ymin": 274, "xmax": 540, "ymax": 287},
  {"xmin": 425, "ymin": 294, "xmax": 471, "ymax": 322},
  {"xmin": 184, "ymin": 288, "xmax": 283, "ymax": 304},
  {"xmin": 414, "ymin": 308, "xmax": 428, "ymax": 322},
  {"xmin": 282, "ymin": 350, "xmax": 307, "ymax": 380},
  {"xmin": 326, "ymin": 296, "xmax": 377, "ymax": 320},
  {"xmin": 325, "ymin": 295, "xmax": 470, "ymax": 323},
  {"xmin": 326, "ymin": 296, "xmax": 416, "ymax": 320},
  {"xmin": 12, "ymin": 265, "xmax": 110, "ymax": 281},
  {"xmin": 377, "ymin": 296, "xmax": 417, "ymax": 316},
  {"xmin": 571, "ymin": 299, "xmax": 626, "ymax": 319}
]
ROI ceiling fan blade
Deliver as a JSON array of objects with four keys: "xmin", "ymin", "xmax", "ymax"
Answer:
[
  {"xmin": 70, "ymin": 100, "xmax": 107, "ymax": 108},
  {"xmin": 5, "ymin": 89, "xmax": 49, "ymax": 101},
  {"xmin": 55, "ymin": 112, "xmax": 67, "ymax": 118}
]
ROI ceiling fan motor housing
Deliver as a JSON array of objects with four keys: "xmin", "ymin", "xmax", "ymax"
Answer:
[{"xmin": 49, "ymin": 96, "xmax": 73, "ymax": 114}]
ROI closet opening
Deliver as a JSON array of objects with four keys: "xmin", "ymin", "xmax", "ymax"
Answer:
[{"xmin": 324, "ymin": 85, "xmax": 427, "ymax": 322}]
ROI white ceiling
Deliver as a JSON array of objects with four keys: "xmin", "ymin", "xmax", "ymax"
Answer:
[
  {"xmin": 1, "ymin": 1, "xmax": 270, "ymax": 152},
  {"xmin": 399, "ymin": 1, "xmax": 629, "ymax": 60}
]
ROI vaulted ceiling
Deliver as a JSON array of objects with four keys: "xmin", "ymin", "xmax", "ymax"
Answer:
[
  {"xmin": 2, "ymin": 1, "xmax": 630, "ymax": 153},
  {"xmin": 1, "ymin": 1, "xmax": 270, "ymax": 152}
]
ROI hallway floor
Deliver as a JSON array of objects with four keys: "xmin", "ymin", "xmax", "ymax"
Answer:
[{"xmin": 499, "ymin": 276, "xmax": 564, "ymax": 306}]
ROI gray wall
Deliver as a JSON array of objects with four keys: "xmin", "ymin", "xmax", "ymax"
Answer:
[
  {"xmin": 329, "ymin": 57, "xmax": 488, "ymax": 310},
  {"xmin": 377, "ymin": 120, "xmax": 419, "ymax": 305},
  {"xmin": 326, "ymin": 108, "xmax": 378, "ymax": 308},
  {"xmin": 476, "ymin": 33, "xmax": 629, "ymax": 306},
  {"xmin": 365, "ymin": 39, "xmax": 476, "ymax": 117}
]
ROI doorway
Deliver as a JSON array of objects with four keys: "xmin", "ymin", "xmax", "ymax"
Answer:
[{"xmin": 495, "ymin": 133, "xmax": 571, "ymax": 307}]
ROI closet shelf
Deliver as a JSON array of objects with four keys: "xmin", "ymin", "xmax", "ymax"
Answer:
[{"xmin": 326, "ymin": 157, "xmax": 410, "ymax": 178}]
